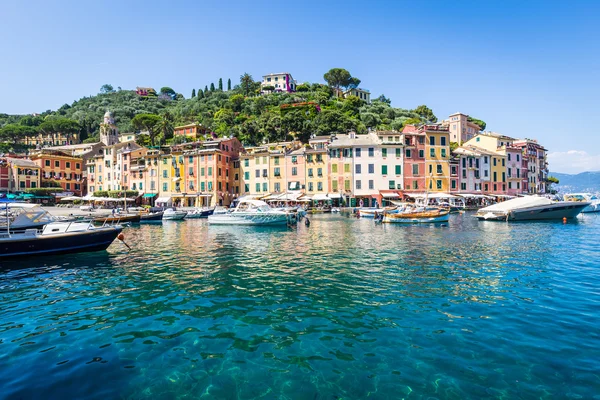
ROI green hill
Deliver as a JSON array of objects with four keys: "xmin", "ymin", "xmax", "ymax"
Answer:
[{"xmin": 1, "ymin": 74, "xmax": 440, "ymax": 148}]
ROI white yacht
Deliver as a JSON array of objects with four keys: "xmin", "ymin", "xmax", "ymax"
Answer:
[
  {"xmin": 208, "ymin": 199, "xmax": 289, "ymax": 226},
  {"xmin": 162, "ymin": 208, "xmax": 188, "ymax": 220},
  {"xmin": 563, "ymin": 193, "xmax": 600, "ymax": 213},
  {"xmin": 475, "ymin": 196, "xmax": 589, "ymax": 221}
]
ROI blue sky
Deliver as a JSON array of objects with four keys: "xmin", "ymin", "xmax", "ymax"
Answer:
[{"xmin": 1, "ymin": 0, "xmax": 598, "ymax": 172}]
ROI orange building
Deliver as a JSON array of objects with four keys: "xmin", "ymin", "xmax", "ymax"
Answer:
[
  {"xmin": 174, "ymin": 123, "xmax": 208, "ymax": 141},
  {"xmin": 31, "ymin": 150, "xmax": 85, "ymax": 196}
]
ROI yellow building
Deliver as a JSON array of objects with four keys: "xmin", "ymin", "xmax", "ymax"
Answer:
[
  {"xmin": 424, "ymin": 124, "xmax": 451, "ymax": 192},
  {"xmin": 464, "ymin": 132, "xmax": 515, "ymax": 194},
  {"xmin": 306, "ymin": 137, "xmax": 329, "ymax": 196}
]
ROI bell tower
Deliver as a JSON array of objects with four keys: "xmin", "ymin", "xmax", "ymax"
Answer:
[{"xmin": 100, "ymin": 110, "xmax": 119, "ymax": 146}]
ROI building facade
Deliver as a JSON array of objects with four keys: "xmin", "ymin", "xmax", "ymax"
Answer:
[
  {"xmin": 261, "ymin": 72, "xmax": 296, "ymax": 93},
  {"xmin": 30, "ymin": 150, "xmax": 85, "ymax": 196}
]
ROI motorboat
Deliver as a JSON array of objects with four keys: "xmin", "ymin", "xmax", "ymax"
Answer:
[
  {"xmin": 358, "ymin": 207, "xmax": 397, "ymax": 218},
  {"xmin": 185, "ymin": 208, "xmax": 215, "ymax": 219},
  {"xmin": 0, "ymin": 203, "xmax": 57, "ymax": 233},
  {"xmin": 163, "ymin": 208, "xmax": 188, "ymax": 220},
  {"xmin": 208, "ymin": 199, "xmax": 289, "ymax": 226},
  {"xmin": 563, "ymin": 193, "xmax": 600, "ymax": 213},
  {"xmin": 475, "ymin": 196, "xmax": 589, "ymax": 221},
  {"xmin": 382, "ymin": 206, "xmax": 449, "ymax": 224},
  {"xmin": 0, "ymin": 221, "xmax": 123, "ymax": 259}
]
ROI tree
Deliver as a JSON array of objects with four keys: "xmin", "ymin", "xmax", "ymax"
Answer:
[
  {"xmin": 227, "ymin": 78, "xmax": 232, "ymax": 91},
  {"xmin": 158, "ymin": 111, "xmax": 174, "ymax": 142},
  {"xmin": 191, "ymin": 88, "xmax": 196, "ymax": 98},
  {"xmin": 100, "ymin": 84, "xmax": 114, "ymax": 94},
  {"xmin": 314, "ymin": 109, "xmax": 355, "ymax": 135},
  {"xmin": 230, "ymin": 94, "xmax": 245, "ymax": 112},
  {"xmin": 160, "ymin": 87, "xmax": 176, "ymax": 97},
  {"xmin": 546, "ymin": 176, "xmax": 560, "ymax": 194},
  {"xmin": 197, "ymin": 89, "xmax": 204, "ymax": 99},
  {"xmin": 240, "ymin": 73, "xmax": 254, "ymax": 96},
  {"xmin": 131, "ymin": 114, "xmax": 162, "ymax": 146},
  {"xmin": 0, "ymin": 124, "xmax": 36, "ymax": 146},
  {"xmin": 38, "ymin": 118, "xmax": 80, "ymax": 145},
  {"xmin": 375, "ymin": 94, "xmax": 391, "ymax": 104},
  {"xmin": 218, "ymin": 78, "xmax": 223, "ymax": 91},
  {"xmin": 210, "ymin": 83, "xmax": 215, "ymax": 92},
  {"xmin": 204, "ymin": 85, "xmax": 209, "ymax": 94},
  {"xmin": 467, "ymin": 116, "xmax": 486, "ymax": 131},
  {"xmin": 413, "ymin": 105, "xmax": 437, "ymax": 123},
  {"xmin": 323, "ymin": 68, "xmax": 361, "ymax": 92},
  {"xmin": 342, "ymin": 96, "xmax": 364, "ymax": 116}
]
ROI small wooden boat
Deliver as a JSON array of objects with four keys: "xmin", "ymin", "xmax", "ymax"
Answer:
[
  {"xmin": 93, "ymin": 214, "xmax": 141, "ymax": 224},
  {"xmin": 382, "ymin": 208, "xmax": 449, "ymax": 224}
]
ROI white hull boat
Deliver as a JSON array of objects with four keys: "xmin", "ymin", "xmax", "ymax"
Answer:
[
  {"xmin": 475, "ymin": 196, "xmax": 589, "ymax": 221},
  {"xmin": 208, "ymin": 200, "xmax": 288, "ymax": 226},
  {"xmin": 162, "ymin": 208, "xmax": 188, "ymax": 220},
  {"xmin": 564, "ymin": 193, "xmax": 600, "ymax": 213}
]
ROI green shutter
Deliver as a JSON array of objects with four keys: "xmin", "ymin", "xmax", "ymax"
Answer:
[
  {"xmin": 395, "ymin": 165, "xmax": 401, "ymax": 175},
  {"xmin": 382, "ymin": 165, "xmax": 388, "ymax": 175}
]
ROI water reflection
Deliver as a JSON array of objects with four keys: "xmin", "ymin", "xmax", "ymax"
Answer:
[{"xmin": 1, "ymin": 214, "xmax": 599, "ymax": 399}]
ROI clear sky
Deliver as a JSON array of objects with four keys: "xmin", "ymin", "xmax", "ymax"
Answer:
[{"xmin": 1, "ymin": 0, "xmax": 598, "ymax": 173}]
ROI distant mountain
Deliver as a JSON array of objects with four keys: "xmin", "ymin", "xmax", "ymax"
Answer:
[{"xmin": 551, "ymin": 171, "xmax": 600, "ymax": 193}]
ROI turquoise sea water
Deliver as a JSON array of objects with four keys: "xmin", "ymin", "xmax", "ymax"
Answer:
[{"xmin": 1, "ymin": 213, "xmax": 599, "ymax": 399}]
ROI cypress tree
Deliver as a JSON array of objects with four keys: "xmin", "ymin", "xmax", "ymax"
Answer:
[
  {"xmin": 198, "ymin": 89, "xmax": 204, "ymax": 99},
  {"xmin": 227, "ymin": 78, "xmax": 231, "ymax": 91},
  {"xmin": 191, "ymin": 88, "xmax": 196, "ymax": 98},
  {"xmin": 204, "ymin": 85, "xmax": 209, "ymax": 94},
  {"xmin": 218, "ymin": 78, "xmax": 223, "ymax": 91},
  {"xmin": 210, "ymin": 83, "xmax": 215, "ymax": 92}
]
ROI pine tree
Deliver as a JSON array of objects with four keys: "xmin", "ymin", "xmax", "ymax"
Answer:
[
  {"xmin": 218, "ymin": 78, "xmax": 223, "ymax": 91},
  {"xmin": 198, "ymin": 89, "xmax": 204, "ymax": 99},
  {"xmin": 210, "ymin": 83, "xmax": 215, "ymax": 92},
  {"xmin": 227, "ymin": 78, "xmax": 231, "ymax": 91},
  {"xmin": 191, "ymin": 88, "xmax": 196, "ymax": 98},
  {"xmin": 204, "ymin": 85, "xmax": 209, "ymax": 94}
]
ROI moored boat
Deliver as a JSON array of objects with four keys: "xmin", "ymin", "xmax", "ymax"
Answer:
[
  {"xmin": 140, "ymin": 211, "xmax": 164, "ymax": 222},
  {"xmin": 208, "ymin": 199, "xmax": 288, "ymax": 226},
  {"xmin": 563, "ymin": 193, "xmax": 600, "ymax": 213},
  {"xmin": 475, "ymin": 196, "xmax": 589, "ymax": 221},
  {"xmin": 359, "ymin": 207, "xmax": 397, "ymax": 218},
  {"xmin": 93, "ymin": 214, "xmax": 141, "ymax": 224},
  {"xmin": 185, "ymin": 208, "xmax": 214, "ymax": 219},
  {"xmin": 163, "ymin": 208, "xmax": 188, "ymax": 220},
  {"xmin": 382, "ymin": 208, "xmax": 450, "ymax": 224},
  {"xmin": 0, "ymin": 221, "xmax": 123, "ymax": 259}
]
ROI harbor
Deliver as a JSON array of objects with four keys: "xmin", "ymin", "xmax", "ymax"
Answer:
[{"xmin": 1, "ymin": 213, "xmax": 599, "ymax": 398}]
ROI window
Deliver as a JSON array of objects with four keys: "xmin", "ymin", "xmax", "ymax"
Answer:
[
  {"xmin": 292, "ymin": 167, "xmax": 297, "ymax": 176},
  {"xmin": 355, "ymin": 164, "xmax": 361, "ymax": 174},
  {"xmin": 396, "ymin": 148, "xmax": 401, "ymax": 157},
  {"xmin": 218, "ymin": 168, "xmax": 222, "ymax": 176},
  {"xmin": 368, "ymin": 164, "xmax": 374, "ymax": 174},
  {"xmin": 256, "ymin": 183, "xmax": 261, "ymax": 192},
  {"xmin": 437, "ymin": 165, "xmax": 442, "ymax": 174},
  {"xmin": 493, "ymin": 171, "xmax": 497, "ymax": 181},
  {"xmin": 502, "ymin": 172, "xmax": 506, "ymax": 182},
  {"xmin": 462, "ymin": 169, "xmax": 467, "ymax": 178},
  {"xmin": 208, "ymin": 167, "xmax": 213, "ymax": 176},
  {"xmin": 317, "ymin": 182, "xmax": 323, "ymax": 191},
  {"xmin": 460, "ymin": 182, "xmax": 465, "ymax": 190},
  {"xmin": 189, "ymin": 167, "xmax": 193, "ymax": 175},
  {"xmin": 344, "ymin": 180, "xmax": 350, "ymax": 190},
  {"xmin": 262, "ymin": 169, "xmax": 267, "ymax": 177},
  {"xmin": 55, "ymin": 161, "xmax": 59, "ymax": 167},
  {"xmin": 356, "ymin": 180, "xmax": 362, "ymax": 189},
  {"xmin": 189, "ymin": 156, "xmax": 193, "ymax": 163},
  {"xmin": 493, "ymin": 158, "xmax": 497, "ymax": 166},
  {"xmin": 307, "ymin": 155, "xmax": 313, "ymax": 162},
  {"xmin": 430, "ymin": 148, "xmax": 435, "ymax": 157},
  {"xmin": 413, "ymin": 181, "xmax": 418, "ymax": 189},
  {"xmin": 332, "ymin": 181, "xmax": 338, "ymax": 191},
  {"xmin": 274, "ymin": 182, "xmax": 280, "ymax": 192},
  {"xmin": 429, "ymin": 136, "xmax": 435, "ymax": 146},
  {"xmin": 412, "ymin": 164, "xmax": 419, "ymax": 175},
  {"xmin": 451, "ymin": 166, "xmax": 457, "ymax": 175},
  {"xmin": 263, "ymin": 183, "xmax": 267, "ymax": 192},
  {"xmin": 508, "ymin": 154, "xmax": 511, "ymax": 161},
  {"xmin": 308, "ymin": 182, "xmax": 314, "ymax": 191},
  {"xmin": 255, "ymin": 169, "xmax": 260, "ymax": 178},
  {"xmin": 484, "ymin": 170, "xmax": 489, "ymax": 177},
  {"xmin": 317, "ymin": 168, "xmax": 323, "ymax": 176},
  {"xmin": 201, "ymin": 167, "xmax": 205, "ymax": 176},
  {"xmin": 163, "ymin": 183, "xmax": 168, "ymax": 191},
  {"xmin": 517, "ymin": 154, "xmax": 520, "ymax": 162},
  {"xmin": 291, "ymin": 156, "xmax": 297, "ymax": 164},
  {"xmin": 388, "ymin": 180, "xmax": 395, "ymax": 189},
  {"xmin": 274, "ymin": 167, "xmax": 280, "ymax": 176},
  {"xmin": 163, "ymin": 158, "xmax": 167, "ymax": 165},
  {"xmin": 441, "ymin": 149, "xmax": 447, "ymax": 158},
  {"xmin": 418, "ymin": 150, "xmax": 423, "ymax": 158},
  {"xmin": 382, "ymin": 148, "xmax": 387, "ymax": 157},
  {"xmin": 441, "ymin": 137, "xmax": 446, "ymax": 146},
  {"xmin": 436, "ymin": 180, "xmax": 442, "ymax": 189},
  {"xmin": 332, "ymin": 164, "xmax": 338, "ymax": 173},
  {"xmin": 502, "ymin": 158, "xmax": 505, "ymax": 167},
  {"xmin": 355, "ymin": 148, "xmax": 361, "ymax": 157},
  {"xmin": 274, "ymin": 157, "xmax": 279, "ymax": 165},
  {"xmin": 244, "ymin": 159, "xmax": 249, "ymax": 167},
  {"xmin": 405, "ymin": 149, "xmax": 411, "ymax": 158},
  {"xmin": 508, "ymin": 182, "xmax": 512, "ymax": 189},
  {"xmin": 429, "ymin": 165, "xmax": 432, "ymax": 174},
  {"xmin": 45, "ymin": 160, "xmax": 50, "ymax": 166},
  {"xmin": 208, "ymin": 182, "xmax": 213, "ymax": 191},
  {"xmin": 484, "ymin": 156, "xmax": 488, "ymax": 164},
  {"xmin": 368, "ymin": 148, "xmax": 374, "ymax": 157},
  {"xmin": 344, "ymin": 164, "xmax": 350, "ymax": 173},
  {"xmin": 382, "ymin": 165, "xmax": 388, "ymax": 175},
  {"xmin": 395, "ymin": 165, "xmax": 401, "ymax": 175}
]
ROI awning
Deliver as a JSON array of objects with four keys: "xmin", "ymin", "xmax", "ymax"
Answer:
[
  {"xmin": 172, "ymin": 177, "xmax": 181, "ymax": 182},
  {"xmin": 143, "ymin": 193, "xmax": 157, "ymax": 198},
  {"xmin": 155, "ymin": 196, "xmax": 171, "ymax": 203},
  {"xmin": 381, "ymin": 192, "xmax": 400, "ymax": 198},
  {"xmin": 60, "ymin": 196, "xmax": 81, "ymax": 201},
  {"xmin": 328, "ymin": 193, "xmax": 341, "ymax": 199},
  {"xmin": 312, "ymin": 194, "xmax": 329, "ymax": 201},
  {"xmin": 277, "ymin": 191, "xmax": 303, "ymax": 201}
]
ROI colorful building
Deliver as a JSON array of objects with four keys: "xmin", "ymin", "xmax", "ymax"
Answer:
[
  {"xmin": 402, "ymin": 125, "xmax": 426, "ymax": 192},
  {"xmin": 261, "ymin": 72, "xmax": 296, "ymax": 93},
  {"xmin": 30, "ymin": 149, "xmax": 85, "ymax": 196},
  {"xmin": 424, "ymin": 124, "xmax": 451, "ymax": 192},
  {"xmin": 343, "ymin": 88, "xmax": 371, "ymax": 103},
  {"xmin": 443, "ymin": 112, "xmax": 482, "ymax": 145},
  {"xmin": 513, "ymin": 139, "xmax": 548, "ymax": 194},
  {"xmin": 173, "ymin": 123, "xmax": 208, "ymax": 141},
  {"xmin": 305, "ymin": 137, "xmax": 329, "ymax": 197},
  {"xmin": 6, "ymin": 158, "xmax": 41, "ymax": 191}
]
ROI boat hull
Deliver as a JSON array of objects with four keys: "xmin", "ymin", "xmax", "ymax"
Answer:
[
  {"xmin": 383, "ymin": 212, "xmax": 449, "ymax": 224},
  {"xmin": 93, "ymin": 214, "xmax": 141, "ymax": 224},
  {"xmin": 140, "ymin": 212, "xmax": 164, "ymax": 222},
  {"xmin": 208, "ymin": 213, "xmax": 288, "ymax": 226},
  {"xmin": 581, "ymin": 203, "xmax": 600, "ymax": 213},
  {"xmin": 163, "ymin": 213, "xmax": 187, "ymax": 220},
  {"xmin": 0, "ymin": 227, "xmax": 122, "ymax": 259},
  {"xmin": 185, "ymin": 209, "xmax": 214, "ymax": 219}
]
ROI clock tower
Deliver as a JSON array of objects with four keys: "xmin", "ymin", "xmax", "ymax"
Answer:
[{"xmin": 100, "ymin": 110, "xmax": 119, "ymax": 146}]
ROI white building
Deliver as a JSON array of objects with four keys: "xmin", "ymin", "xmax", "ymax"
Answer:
[
  {"xmin": 344, "ymin": 88, "xmax": 371, "ymax": 104},
  {"xmin": 261, "ymin": 72, "xmax": 296, "ymax": 93},
  {"xmin": 452, "ymin": 145, "xmax": 493, "ymax": 192}
]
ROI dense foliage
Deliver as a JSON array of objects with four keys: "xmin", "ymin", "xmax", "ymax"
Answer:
[{"xmin": 1, "ymin": 71, "xmax": 439, "ymax": 148}]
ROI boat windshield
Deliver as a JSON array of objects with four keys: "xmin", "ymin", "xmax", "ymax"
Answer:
[{"xmin": 0, "ymin": 205, "xmax": 55, "ymax": 229}]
